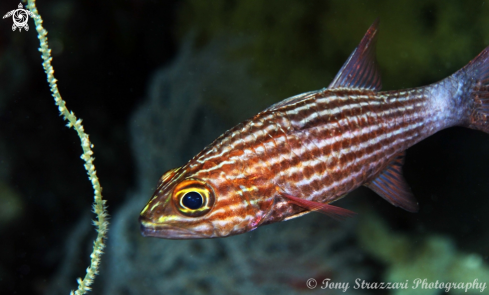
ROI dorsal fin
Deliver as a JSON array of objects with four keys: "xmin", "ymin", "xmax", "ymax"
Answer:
[
  {"xmin": 364, "ymin": 152, "xmax": 419, "ymax": 212},
  {"xmin": 264, "ymin": 91, "xmax": 317, "ymax": 112},
  {"xmin": 328, "ymin": 19, "xmax": 382, "ymax": 91}
]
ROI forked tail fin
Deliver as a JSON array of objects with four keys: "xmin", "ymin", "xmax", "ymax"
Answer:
[{"xmin": 453, "ymin": 46, "xmax": 489, "ymax": 133}]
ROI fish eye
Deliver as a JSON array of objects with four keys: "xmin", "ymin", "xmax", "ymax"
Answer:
[
  {"xmin": 172, "ymin": 179, "xmax": 215, "ymax": 217},
  {"xmin": 181, "ymin": 191, "xmax": 203, "ymax": 209}
]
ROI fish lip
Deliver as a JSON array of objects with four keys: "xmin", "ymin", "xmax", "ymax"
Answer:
[{"xmin": 139, "ymin": 215, "xmax": 206, "ymax": 239}]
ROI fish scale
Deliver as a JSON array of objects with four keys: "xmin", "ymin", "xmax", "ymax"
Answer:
[
  {"xmin": 246, "ymin": 91, "xmax": 426, "ymax": 221},
  {"xmin": 139, "ymin": 19, "xmax": 489, "ymax": 239}
]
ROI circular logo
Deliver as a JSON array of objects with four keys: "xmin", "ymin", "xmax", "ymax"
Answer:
[
  {"xmin": 306, "ymin": 278, "xmax": 317, "ymax": 289},
  {"xmin": 13, "ymin": 9, "xmax": 29, "ymax": 27}
]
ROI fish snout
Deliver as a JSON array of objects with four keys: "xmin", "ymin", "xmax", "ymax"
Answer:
[{"xmin": 139, "ymin": 214, "xmax": 214, "ymax": 239}]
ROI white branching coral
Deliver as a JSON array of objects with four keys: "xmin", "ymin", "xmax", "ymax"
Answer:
[{"xmin": 25, "ymin": 1, "xmax": 109, "ymax": 294}]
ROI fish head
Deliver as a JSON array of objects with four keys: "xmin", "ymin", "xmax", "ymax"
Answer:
[{"xmin": 139, "ymin": 165, "xmax": 270, "ymax": 239}]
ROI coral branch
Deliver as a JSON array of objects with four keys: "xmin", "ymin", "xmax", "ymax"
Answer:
[{"xmin": 25, "ymin": 1, "xmax": 109, "ymax": 294}]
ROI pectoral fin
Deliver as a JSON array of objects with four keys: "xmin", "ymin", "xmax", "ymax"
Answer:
[
  {"xmin": 364, "ymin": 152, "xmax": 419, "ymax": 212},
  {"xmin": 281, "ymin": 193, "xmax": 356, "ymax": 221}
]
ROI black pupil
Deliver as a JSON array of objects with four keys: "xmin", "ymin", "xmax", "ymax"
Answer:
[{"xmin": 182, "ymin": 192, "xmax": 203, "ymax": 209}]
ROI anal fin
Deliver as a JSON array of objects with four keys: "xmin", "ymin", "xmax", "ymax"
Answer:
[{"xmin": 364, "ymin": 152, "xmax": 419, "ymax": 212}]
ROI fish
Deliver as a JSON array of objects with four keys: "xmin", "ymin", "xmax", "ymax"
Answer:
[{"xmin": 139, "ymin": 19, "xmax": 489, "ymax": 239}]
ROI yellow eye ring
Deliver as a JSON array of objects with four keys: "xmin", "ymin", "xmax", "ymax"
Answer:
[{"xmin": 172, "ymin": 179, "xmax": 215, "ymax": 217}]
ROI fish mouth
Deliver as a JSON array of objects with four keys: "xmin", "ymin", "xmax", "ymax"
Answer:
[{"xmin": 138, "ymin": 215, "xmax": 207, "ymax": 239}]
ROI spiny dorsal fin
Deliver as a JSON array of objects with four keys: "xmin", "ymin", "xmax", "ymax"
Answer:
[
  {"xmin": 328, "ymin": 19, "xmax": 382, "ymax": 91},
  {"xmin": 364, "ymin": 152, "xmax": 419, "ymax": 212},
  {"xmin": 264, "ymin": 91, "xmax": 317, "ymax": 112}
]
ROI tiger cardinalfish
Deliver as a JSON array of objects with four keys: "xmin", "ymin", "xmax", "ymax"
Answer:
[{"xmin": 139, "ymin": 19, "xmax": 489, "ymax": 239}]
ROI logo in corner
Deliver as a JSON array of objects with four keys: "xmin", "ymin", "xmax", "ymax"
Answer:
[{"xmin": 3, "ymin": 3, "xmax": 34, "ymax": 32}]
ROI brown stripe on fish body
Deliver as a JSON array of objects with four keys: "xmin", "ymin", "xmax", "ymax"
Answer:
[
  {"xmin": 267, "ymin": 88, "xmax": 432, "ymax": 206},
  {"xmin": 333, "ymin": 89, "xmax": 427, "ymax": 185},
  {"xmin": 289, "ymin": 94, "xmax": 367, "ymax": 201},
  {"xmin": 326, "ymin": 90, "xmax": 424, "ymax": 182},
  {"xmin": 191, "ymin": 116, "xmax": 282, "ymax": 235}
]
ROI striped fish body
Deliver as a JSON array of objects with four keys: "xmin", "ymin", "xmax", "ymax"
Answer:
[{"xmin": 139, "ymin": 20, "xmax": 489, "ymax": 239}]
